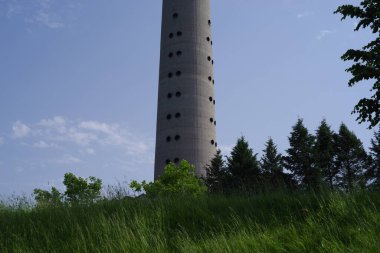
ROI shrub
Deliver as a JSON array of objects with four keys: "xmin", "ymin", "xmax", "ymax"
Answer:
[{"xmin": 130, "ymin": 160, "xmax": 206, "ymax": 197}]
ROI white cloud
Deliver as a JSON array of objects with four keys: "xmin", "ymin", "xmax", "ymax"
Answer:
[
  {"xmin": 33, "ymin": 140, "xmax": 56, "ymax": 149},
  {"xmin": 39, "ymin": 116, "xmax": 66, "ymax": 128},
  {"xmin": 78, "ymin": 120, "xmax": 151, "ymax": 155},
  {"xmin": 2, "ymin": 0, "xmax": 81, "ymax": 29},
  {"xmin": 6, "ymin": 1, "xmax": 22, "ymax": 18},
  {"xmin": 33, "ymin": 8, "xmax": 64, "ymax": 29},
  {"xmin": 56, "ymin": 154, "xmax": 81, "ymax": 164},
  {"xmin": 297, "ymin": 11, "xmax": 312, "ymax": 19},
  {"xmin": 12, "ymin": 121, "xmax": 31, "ymax": 138},
  {"xmin": 317, "ymin": 30, "xmax": 336, "ymax": 40},
  {"xmin": 10, "ymin": 116, "xmax": 153, "ymax": 156},
  {"xmin": 84, "ymin": 148, "xmax": 95, "ymax": 155}
]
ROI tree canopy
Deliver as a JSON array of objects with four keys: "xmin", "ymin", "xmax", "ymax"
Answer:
[{"xmin": 335, "ymin": 0, "xmax": 380, "ymax": 128}]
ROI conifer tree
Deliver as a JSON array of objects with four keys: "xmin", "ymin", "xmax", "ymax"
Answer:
[
  {"xmin": 227, "ymin": 136, "xmax": 260, "ymax": 191},
  {"xmin": 314, "ymin": 119, "xmax": 336, "ymax": 189},
  {"xmin": 260, "ymin": 138, "xmax": 286, "ymax": 189},
  {"xmin": 204, "ymin": 149, "xmax": 229, "ymax": 193},
  {"xmin": 283, "ymin": 119, "xmax": 318, "ymax": 190},
  {"xmin": 367, "ymin": 127, "xmax": 380, "ymax": 190},
  {"xmin": 334, "ymin": 123, "xmax": 368, "ymax": 191}
]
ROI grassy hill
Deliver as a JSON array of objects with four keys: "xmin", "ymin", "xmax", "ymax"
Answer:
[{"xmin": 0, "ymin": 192, "xmax": 379, "ymax": 253}]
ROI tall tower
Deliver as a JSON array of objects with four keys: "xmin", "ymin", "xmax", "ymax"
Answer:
[{"xmin": 154, "ymin": 0, "xmax": 217, "ymax": 179}]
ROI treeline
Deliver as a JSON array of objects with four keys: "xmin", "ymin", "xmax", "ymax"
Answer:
[{"xmin": 204, "ymin": 119, "xmax": 380, "ymax": 193}]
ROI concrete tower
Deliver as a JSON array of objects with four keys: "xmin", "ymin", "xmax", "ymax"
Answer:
[{"xmin": 154, "ymin": 0, "xmax": 217, "ymax": 179}]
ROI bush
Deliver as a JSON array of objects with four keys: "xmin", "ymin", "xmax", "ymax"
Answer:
[
  {"xmin": 130, "ymin": 160, "xmax": 206, "ymax": 197},
  {"xmin": 34, "ymin": 173, "xmax": 102, "ymax": 207}
]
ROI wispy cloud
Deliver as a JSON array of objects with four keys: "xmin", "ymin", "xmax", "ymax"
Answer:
[
  {"xmin": 32, "ymin": 140, "xmax": 57, "ymax": 149},
  {"xmin": 56, "ymin": 154, "xmax": 81, "ymax": 164},
  {"xmin": 2, "ymin": 0, "xmax": 80, "ymax": 29},
  {"xmin": 317, "ymin": 30, "xmax": 336, "ymax": 40},
  {"xmin": 297, "ymin": 11, "xmax": 312, "ymax": 19},
  {"xmin": 12, "ymin": 121, "xmax": 31, "ymax": 138},
  {"xmin": 5, "ymin": 0, "xmax": 23, "ymax": 18},
  {"xmin": 10, "ymin": 116, "xmax": 153, "ymax": 157}
]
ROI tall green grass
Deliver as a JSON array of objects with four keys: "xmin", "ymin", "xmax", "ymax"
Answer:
[{"xmin": 0, "ymin": 192, "xmax": 379, "ymax": 252}]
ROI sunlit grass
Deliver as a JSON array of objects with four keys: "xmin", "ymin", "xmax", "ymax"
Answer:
[{"xmin": 0, "ymin": 192, "xmax": 379, "ymax": 252}]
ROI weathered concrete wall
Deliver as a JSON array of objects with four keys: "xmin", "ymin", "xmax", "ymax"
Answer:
[{"xmin": 154, "ymin": 0, "xmax": 217, "ymax": 179}]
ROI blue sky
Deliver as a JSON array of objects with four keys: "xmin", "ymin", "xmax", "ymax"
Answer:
[{"xmin": 0, "ymin": 0, "xmax": 375, "ymax": 196}]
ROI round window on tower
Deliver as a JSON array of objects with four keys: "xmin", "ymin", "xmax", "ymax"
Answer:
[
  {"xmin": 165, "ymin": 159, "xmax": 171, "ymax": 165},
  {"xmin": 175, "ymin": 91, "xmax": 181, "ymax": 97},
  {"xmin": 209, "ymin": 97, "xmax": 213, "ymax": 102},
  {"xmin": 208, "ymin": 76, "xmax": 212, "ymax": 81},
  {"xmin": 175, "ymin": 113, "xmax": 181, "ymax": 118},
  {"xmin": 210, "ymin": 118, "xmax": 214, "ymax": 123},
  {"xmin": 177, "ymin": 31, "xmax": 182, "ymax": 37},
  {"xmin": 175, "ymin": 135, "xmax": 181, "ymax": 141},
  {"xmin": 174, "ymin": 158, "xmax": 180, "ymax": 163},
  {"xmin": 176, "ymin": 51, "xmax": 182, "ymax": 56},
  {"xmin": 166, "ymin": 114, "xmax": 172, "ymax": 120},
  {"xmin": 206, "ymin": 37, "xmax": 210, "ymax": 42},
  {"xmin": 166, "ymin": 136, "xmax": 171, "ymax": 142},
  {"xmin": 207, "ymin": 56, "xmax": 211, "ymax": 61},
  {"xmin": 168, "ymin": 52, "xmax": 173, "ymax": 58},
  {"xmin": 176, "ymin": 71, "xmax": 182, "ymax": 77},
  {"xmin": 173, "ymin": 13, "xmax": 178, "ymax": 19},
  {"xmin": 167, "ymin": 93, "xmax": 172, "ymax": 99},
  {"xmin": 211, "ymin": 140, "xmax": 215, "ymax": 145},
  {"xmin": 169, "ymin": 33, "xmax": 174, "ymax": 38},
  {"xmin": 168, "ymin": 72, "xmax": 173, "ymax": 78}
]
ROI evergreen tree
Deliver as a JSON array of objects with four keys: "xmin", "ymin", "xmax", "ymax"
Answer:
[
  {"xmin": 314, "ymin": 119, "xmax": 336, "ymax": 189},
  {"xmin": 227, "ymin": 136, "xmax": 260, "ymax": 191},
  {"xmin": 367, "ymin": 127, "xmax": 380, "ymax": 190},
  {"xmin": 204, "ymin": 149, "xmax": 229, "ymax": 193},
  {"xmin": 334, "ymin": 123, "xmax": 368, "ymax": 191},
  {"xmin": 260, "ymin": 138, "xmax": 287, "ymax": 189},
  {"xmin": 335, "ymin": 1, "xmax": 380, "ymax": 128},
  {"xmin": 283, "ymin": 119, "xmax": 318, "ymax": 190}
]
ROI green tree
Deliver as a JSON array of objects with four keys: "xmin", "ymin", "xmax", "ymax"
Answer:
[
  {"xmin": 334, "ymin": 123, "xmax": 368, "ymax": 191},
  {"xmin": 284, "ymin": 119, "xmax": 318, "ymax": 190},
  {"xmin": 204, "ymin": 149, "xmax": 229, "ymax": 194},
  {"xmin": 314, "ymin": 119, "xmax": 337, "ymax": 189},
  {"xmin": 34, "ymin": 173, "xmax": 102, "ymax": 206},
  {"xmin": 130, "ymin": 160, "xmax": 206, "ymax": 197},
  {"xmin": 33, "ymin": 187, "xmax": 62, "ymax": 207},
  {"xmin": 335, "ymin": 1, "xmax": 380, "ymax": 128},
  {"xmin": 226, "ymin": 136, "xmax": 260, "ymax": 191},
  {"xmin": 260, "ymin": 138, "xmax": 287, "ymax": 189},
  {"xmin": 63, "ymin": 173, "xmax": 102, "ymax": 204},
  {"xmin": 367, "ymin": 127, "xmax": 380, "ymax": 189}
]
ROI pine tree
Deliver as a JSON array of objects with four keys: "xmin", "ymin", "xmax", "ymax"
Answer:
[
  {"xmin": 334, "ymin": 123, "xmax": 368, "ymax": 191},
  {"xmin": 283, "ymin": 119, "xmax": 318, "ymax": 190},
  {"xmin": 204, "ymin": 149, "xmax": 229, "ymax": 193},
  {"xmin": 260, "ymin": 138, "xmax": 286, "ymax": 189},
  {"xmin": 367, "ymin": 127, "xmax": 380, "ymax": 190},
  {"xmin": 227, "ymin": 136, "xmax": 260, "ymax": 191},
  {"xmin": 314, "ymin": 119, "xmax": 336, "ymax": 189}
]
